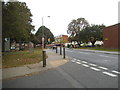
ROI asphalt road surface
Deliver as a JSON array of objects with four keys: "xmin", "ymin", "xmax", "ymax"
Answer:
[{"xmin": 3, "ymin": 48, "xmax": 119, "ymax": 88}]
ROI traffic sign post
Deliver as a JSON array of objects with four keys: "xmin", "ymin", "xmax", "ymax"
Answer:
[{"xmin": 42, "ymin": 37, "xmax": 44, "ymax": 49}]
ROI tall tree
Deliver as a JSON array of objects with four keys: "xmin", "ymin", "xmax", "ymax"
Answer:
[
  {"xmin": 79, "ymin": 24, "xmax": 105, "ymax": 46},
  {"xmin": 67, "ymin": 17, "xmax": 89, "ymax": 43},
  {"xmin": 2, "ymin": 1, "xmax": 34, "ymax": 41},
  {"xmin": 35, "ymin": 26, "xmax": 55, "ymax": 44}
]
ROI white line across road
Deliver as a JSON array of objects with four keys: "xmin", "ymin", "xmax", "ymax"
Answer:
[
  {"xmin": 70, "ymin": 58, "xmax": 119, "ymax": 78},
  {"xmin": 102, "ymin": 72, "xmax": 118, "ymax": 77},
  {"xmin": 90, "ymin": 67, "xmax": 101, "ymax": 71},
  {"xmin": 112, "ymin": 70, "xmax": 120, "ymax": 74},
  {"xmin": 71, "ymin": 60, "xmax": 76, "ymax": 62},
  {"xmin": 76, "ymin": 62, "xmax": 82, "ymax": 64},
  {"xmin": 82, "ymin": 64, "xmax": 89, "ymax": 67},
  {"xmin": 73, "ymin": 58, "xmax": 77, "ymax": 60},
  {"xmin": 77, "ymin": 60, "xmax": 81, "ymax": 62},
  {"xmin": 81, "ymin": 61, "xmax": 88, "ymax": 64},
  {"xmin": 89, "ymin": 63, "xmax": 97, "ymax": 66},
  {"xmin": 98, "ymin": 66, "xmax": 108, "ymax": 70}
]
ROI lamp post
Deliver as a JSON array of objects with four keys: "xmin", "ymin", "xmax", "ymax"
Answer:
[{"xmin": 42, "ymin": 16, "xmax": 50, "ymax": 50}]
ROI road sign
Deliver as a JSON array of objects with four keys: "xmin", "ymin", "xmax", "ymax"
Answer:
[{"xmin": 48, "ymin": 38, "xmax": 50, "ymax": 42}]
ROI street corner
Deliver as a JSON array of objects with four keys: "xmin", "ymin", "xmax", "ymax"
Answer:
[
  {"xmin": 65, "ymin": 56, "xmax": 71, "ymax": 61},
  {"xmin": 25, "ymin": 63, "xmax": 43, "ymax": 69},
  {"xmin": 48, "ymin": 59, "xmax": 69, "ymax": 68}
]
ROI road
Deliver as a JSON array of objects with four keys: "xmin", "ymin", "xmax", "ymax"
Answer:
[
  {"xmin": 65, "ymin": 48, "xmax": 119, "ymax": 71},
  {"xmin": 3, "ymin": 48, "xmax": 119, "ymax": 88},
  {"xmin": 54, "ymin": 47, "xmax": 119, "ymax": 88}
]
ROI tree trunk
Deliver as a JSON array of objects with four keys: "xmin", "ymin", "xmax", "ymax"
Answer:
[
  {"xmin": 78, "ymin": 42, "xmax": 81, "ymax": 47},
  {"xmin": 19, "ymin": 40, "xmax": 22, "ymax": 51},
  {"xmin": 91, "ymin": 41, "xmax": 96, "ymax": 47},
  {"xmin": 2, "ymin": 38, "xmax": 5, "ymax": 52},
  {"xmin": 10, "ymin": 38, "xmax": 13, "ymax": 51}
]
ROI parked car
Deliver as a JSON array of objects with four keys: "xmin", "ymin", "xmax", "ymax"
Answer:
[{"xmin": 11, "ymin": 46, "xmax": 15, "ymax": 50}]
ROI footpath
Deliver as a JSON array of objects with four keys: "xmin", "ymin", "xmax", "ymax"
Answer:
[{"xmin": 1, "ymin": 49, "xmax": 69, "ymax": 80}]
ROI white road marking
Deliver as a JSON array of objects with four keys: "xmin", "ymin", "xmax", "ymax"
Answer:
[
  {"xmin": 102, "ymin": 72, "xmax": 117, "ymax": 77},
  {"xmin": 112, "ymin": 70, "xmax": 120, "ymax": 74},
  {"xmin": 98, "ymin": 66, "xmax": 108, "ymax": 70},
  {"xmin": 73, "ymin": 58, "xmax": 77, "ymax": 60},
  {"xmin": 82, "ymin": 64, "xmax": 89, "ymax": 67},
  {"xmin": 81, "ymin": 61, "xmax": 88, "ymax": 63},
  {"xmin": 77, "ymin": 60, "xmax": 81, "ymax": 62},
  {"xmin": 76, "ymin": 62, "xmax": 82, "ymax": 64},
  {"xmin": 71, "ymin": 57, "xmax": 119, "ymax": 77},
  {"xmin": 99, "ymin": 55, "xmax": 116, "ymax": 59},
  {"xmin": 90, "ymin": 67, "xmax": 101, "ymax": 71},
  {"xmin": 99, "ymin": 55, "xmax": 109, "ymax": 57},
  {"xmin": 71, "ymin": 60, "xmax": 76, "ymax": 62},
  {"xmin": 89, "ymin": 63, "xmax": 97, "ymax": 66}
]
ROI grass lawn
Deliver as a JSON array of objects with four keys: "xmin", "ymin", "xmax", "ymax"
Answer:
[
  {"xmin": 76, "ymin": 47, "xmax": 120, "ymax": 52},
  {"xmin": 2, "ymin": 48, "xmax": 42, "ymax": 68}
]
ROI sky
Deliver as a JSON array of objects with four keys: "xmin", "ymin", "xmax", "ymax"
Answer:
[{"xmin": 5, "ymin": 0, "xmax": 119, "ymax": 36}]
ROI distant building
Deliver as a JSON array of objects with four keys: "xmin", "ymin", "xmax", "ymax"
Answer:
[
  {"xmin": 103, "ymin": 23, "xmax": 119, "ymax": 49},
  {"xmin": 55, "ymin": 35, "xmax": 68, "ymax": 43},
  {"xmin": 62, "ymin": 35, "xmax": 68, "ymax": 43}
]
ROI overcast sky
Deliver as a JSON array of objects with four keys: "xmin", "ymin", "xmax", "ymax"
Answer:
[{"xmin": 5, "ymin": 0, "xmax": 119, "ymax": 36}]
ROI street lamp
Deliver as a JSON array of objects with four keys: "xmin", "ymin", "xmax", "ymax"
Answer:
[{"xmin": 42, "ymin": 16, "xmax": 50, "ymax": 50}]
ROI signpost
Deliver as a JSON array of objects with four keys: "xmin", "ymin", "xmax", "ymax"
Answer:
[
  {"xmin": 42, "ymin": 37, "xmax": 46, "ymax": 67},
  {"xmin": 42, "ymin": 37, "xmax": 44, "ymax": 49}
]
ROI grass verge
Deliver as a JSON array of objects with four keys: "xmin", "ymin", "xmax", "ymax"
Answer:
[{"xmin": 2, "ymin": 48, "xmax": 42, "ymax": 68}]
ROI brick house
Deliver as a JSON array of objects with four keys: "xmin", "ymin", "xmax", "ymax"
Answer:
[
  {"xmin": 62, "ymin": 35, "xmax": 68, "ymax": 43},
  {"xmin": 103, "ymin": 23, "xmax": 120, "ymax": 49},
  {"xmin": 55, "ymin": 35, "xmax": 68, "ymax": 43}
]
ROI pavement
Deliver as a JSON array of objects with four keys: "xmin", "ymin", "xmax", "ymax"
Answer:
[
  {"xmin": 1, "ymin": 48, "xmax": 119, "ymax": 80},
  {"xmin": 1, "ymin": 49, "xmax": 69, "ymax": 80}
]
